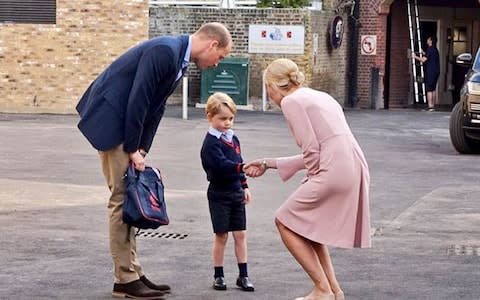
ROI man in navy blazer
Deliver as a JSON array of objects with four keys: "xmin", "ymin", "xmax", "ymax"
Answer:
[{"xmin": 76, "ymin": 22, "xmax": 232, "ymax": 299}]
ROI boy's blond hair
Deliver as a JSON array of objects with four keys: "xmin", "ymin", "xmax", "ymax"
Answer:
[{"xmin": 205, "ymin": 92, "xmax": 237, "ymax": 116}]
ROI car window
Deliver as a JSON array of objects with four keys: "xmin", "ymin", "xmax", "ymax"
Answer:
[{"xmin": 473, "ymin": 47, "xmax": 480, "ymax": 72}]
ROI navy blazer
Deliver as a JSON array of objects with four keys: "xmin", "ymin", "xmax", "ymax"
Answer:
[{"xmin": 76, "ymin": 35, "xmax": 189, "ymax": 153}]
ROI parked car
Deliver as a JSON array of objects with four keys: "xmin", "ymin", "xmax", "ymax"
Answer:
[{"xmin": 449, "ymin": 47, "xmax": 480, "ymax": 154}]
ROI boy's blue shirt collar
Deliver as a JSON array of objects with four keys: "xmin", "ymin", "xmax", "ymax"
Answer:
[{"xmin": 208, "ymin": 127, "xmax": 234, "ymax": 142}]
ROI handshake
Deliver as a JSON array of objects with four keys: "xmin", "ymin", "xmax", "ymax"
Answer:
[{"xmin": 243, "ymin": 158, "xmax": 272, "ymax": 178}]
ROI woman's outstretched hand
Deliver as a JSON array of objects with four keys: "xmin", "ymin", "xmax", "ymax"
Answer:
[{"xmin": 244, "ymin": 159, "xmax": 267, "ymax": 178}]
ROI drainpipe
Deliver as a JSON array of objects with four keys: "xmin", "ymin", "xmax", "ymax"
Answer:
[{"xmin": 347, "ymin": 0, "xmax": 360, "ymax": 107}]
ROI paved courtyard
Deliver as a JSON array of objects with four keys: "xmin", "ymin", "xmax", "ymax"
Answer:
[{"xmin": 0, "ymin": 107, "xmax": 479, "ymax": 299}]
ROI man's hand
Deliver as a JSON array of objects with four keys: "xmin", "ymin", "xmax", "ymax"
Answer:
[{"xmin": 129, "ymin": 151, "xmax": 146, "ymax": 171}]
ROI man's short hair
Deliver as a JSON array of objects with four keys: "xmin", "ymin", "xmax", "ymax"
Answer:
[{"xmin": 196, "ymin": 22, "xmax": 232, "ymax": 49}]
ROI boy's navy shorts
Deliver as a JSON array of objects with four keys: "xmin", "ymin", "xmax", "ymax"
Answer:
[{"xmin": 207, "ymin": 188, "xmax": 246, "ymax": 233}]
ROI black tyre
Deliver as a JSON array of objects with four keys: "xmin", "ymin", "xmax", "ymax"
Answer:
[{"xmin": 449, "ymin": 102, "xmax": 474, "ymax": 153}]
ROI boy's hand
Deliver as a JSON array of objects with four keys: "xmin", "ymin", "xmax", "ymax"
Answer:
[
  {"xmin": 244, "ymin": 160, "xmax": 267, "ymax": 177},
  {"xmin": 243, "ymin": 188, "xmax": 252, "ymax": 205}
]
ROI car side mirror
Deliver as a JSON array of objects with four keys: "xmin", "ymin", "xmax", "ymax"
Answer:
[{"xmin": 456, "ymin": 53, "xmax": 473, "ymax": 65}]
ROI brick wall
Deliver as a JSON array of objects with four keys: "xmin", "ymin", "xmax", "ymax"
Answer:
[
  {"xmin": 150, "ymin": 7, "xmax": 349, "ymax": 108},
  {"xmin": 310, "ymin": 9, "xmax": 350, "ymax": 104},
  {"xmin": 0, "ymin": 0, "xmax": 148, "ymax": 113},
  {"xmin": 356, "ymin": 0, "xmax": 389, "ymax": 108},
  {"xmin": 0, "ymin": 3, "xmax": 350, "ymax": 113}
]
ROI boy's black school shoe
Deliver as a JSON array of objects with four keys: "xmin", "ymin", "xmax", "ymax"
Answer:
[
  {"xmin": 213, "ymin": 277, "xmax": 227, "ymax": 290},
  {"xmin": 236, "ymin": 276, "xmax": 255, "ymax": 292}
]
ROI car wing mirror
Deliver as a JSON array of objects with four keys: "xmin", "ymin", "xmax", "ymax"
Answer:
[{"xmin": 456, "ymin": 53, "xmax": 473, "ymax": 65}]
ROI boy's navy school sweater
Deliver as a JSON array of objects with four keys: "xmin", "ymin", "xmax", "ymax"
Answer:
[{"xmin": 200, "ymin": 133, "xmax": 248, "ymax": 192}]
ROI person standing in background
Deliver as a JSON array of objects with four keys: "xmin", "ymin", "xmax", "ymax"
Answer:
[{"xmin": 413, "ymin": 36, "xmax": 440, "ymax": 111}]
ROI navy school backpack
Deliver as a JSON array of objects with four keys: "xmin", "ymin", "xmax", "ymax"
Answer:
[{"xmin": 123, "ymin": 163, "xmax": 169, "ymax": 230}]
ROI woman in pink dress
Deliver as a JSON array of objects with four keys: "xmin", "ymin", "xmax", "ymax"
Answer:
[{"xmin": 245, "ymin": 58, "xmax": 371, "ymax": 300}]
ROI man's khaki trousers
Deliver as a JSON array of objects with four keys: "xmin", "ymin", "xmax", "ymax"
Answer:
[{"xmin": 99, "ymin": 144, "xmax": 144, "ymax": 284}]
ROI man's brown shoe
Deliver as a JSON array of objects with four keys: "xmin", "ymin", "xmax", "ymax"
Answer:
[
  {"xmin": 112, "ymin": 279, "xmax": 165, "ymax": 299},
  {"xmin": 140, "ymin": 275, "xmax": 171, "ymax": 293}
]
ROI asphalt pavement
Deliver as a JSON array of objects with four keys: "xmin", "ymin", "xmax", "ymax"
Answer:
[{"xmin": 0, "ymin": 106, "xmax": 479, "ymax": 300}]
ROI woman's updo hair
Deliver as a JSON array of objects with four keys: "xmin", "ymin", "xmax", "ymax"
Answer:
[{"xmin": 264, "ymin": 58, "xmax": 305, "ymax": 91}]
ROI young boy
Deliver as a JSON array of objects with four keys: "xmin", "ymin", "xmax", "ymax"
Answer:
[{"xmin": 200, "ymin": 92, "xmax": 254, "ymax": 292}]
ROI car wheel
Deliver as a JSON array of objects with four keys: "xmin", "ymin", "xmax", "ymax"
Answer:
[{"xmin": 449, "ymin": 102, "xmax": 475, "ymax": 154}]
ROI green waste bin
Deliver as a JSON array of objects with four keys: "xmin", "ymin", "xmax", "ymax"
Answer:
[{"xmin": 200, "ymin": 57, "xmax": 249, "ymax": 105}]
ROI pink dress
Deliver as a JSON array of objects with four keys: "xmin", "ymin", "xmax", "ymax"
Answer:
[{"xmin": 275, "ymin": 88, "xmax": 371, "ymax": 248}]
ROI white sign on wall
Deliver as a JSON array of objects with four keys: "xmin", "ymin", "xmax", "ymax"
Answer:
[
  {"xmin": 248, "ymin": 25, "xmax": 305, "ymax": 54},
  {"xmin": 361, "ymin": 35, "xmax": 377, "ymax": 55}
]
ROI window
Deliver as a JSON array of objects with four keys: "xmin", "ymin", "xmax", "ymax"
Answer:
[
  {"xmin": 0, "ymin": 0, "xmax": 56, "ymax": 24},
  {"xmin": 453, "ymin": 26, "xmax": 468, "ymax": 56}
]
